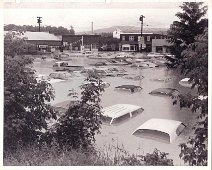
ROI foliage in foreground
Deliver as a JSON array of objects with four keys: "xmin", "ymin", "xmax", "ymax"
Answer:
[
  {"xmin": 4, "ymin": 55, "xmax": 56, "ymax": 151},
  {"xmin": 174, "ymin": 28, "xmax": 208, "ymax": 166},
  {"xmin": 4, "ymin": 145, "xmax": 173, "ymax": 166},
  {"xmin": 43, "ymin": 71, "xmax": 105, "ymax": 151}
]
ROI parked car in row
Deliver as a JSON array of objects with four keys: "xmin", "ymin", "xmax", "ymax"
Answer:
[
  {"xmin": 101, "ymin": 104, "xmax": 144, "ymax": 125},
  {"xmin": 149, "ymin": 88, "xmax": 180, "ymax": 97},
  {"xmin": 53, "ymin": 61, "xmax": 84, "ymax": 72},
  {"xmin": 132, "ymin": 118, "xmax": 186, "ymax": 143}
]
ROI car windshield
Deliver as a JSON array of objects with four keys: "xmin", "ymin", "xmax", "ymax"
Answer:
[
  {"xmin": 112, "ymin": 113, "xmax": 131, "ymax": 124},
  {"xmin": 176, "ymin": 124, "xmax": 186, "ymax": 136},
  {"xmin": 100, "ymin": 115, "xmax": 112, "ymax": 124}
]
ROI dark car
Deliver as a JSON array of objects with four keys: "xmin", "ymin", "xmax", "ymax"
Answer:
[
  {"xmin": 149, "ymin": 88, "xmax": 180, "ymax": 97},
  {"xmin": 115, "ymin": 85, "xmax": 142, "ymax": 93}
]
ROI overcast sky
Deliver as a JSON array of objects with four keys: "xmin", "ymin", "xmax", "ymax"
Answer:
[{"xmin": 4, "ymin": 2, "xmax": 185, "ymax": 32}]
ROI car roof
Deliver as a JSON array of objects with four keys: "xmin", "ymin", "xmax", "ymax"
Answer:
[
  {"xmin": 55, "ymin": 61, "xmax": 68, "ymax": 64},
  {"xmin": 150, "ymin": 88, "xmax": 179, "ymax": 94},
  {"xmin": 102, "ymin": 104, "xmax": 142, "ymax": 124},
  {"xmin": 115, "ymin": 85, "xmax": 142, "ymax": 89},
  {"xmin": 132, "ymin": 118, "xmax": 185, "ymax": 143},
  {"xmin": 180, "ymin": 78, "xmax": 190, "ymax": 82}
]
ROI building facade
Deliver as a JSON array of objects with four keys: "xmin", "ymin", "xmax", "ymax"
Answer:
[
  {"xmin": 99, "ymin": 36, "xmax": 120, "ymax": 51},
  {"xmin": 120, "ymin": 33, "xmax": 171, "ymax": 52},
  {"xmin": 20, "ymin": 31, "xmax": 62, "ymax": 53},
  {"xmin": 62, "ymin": 34, "xmax": 100, "ymax": 52}
]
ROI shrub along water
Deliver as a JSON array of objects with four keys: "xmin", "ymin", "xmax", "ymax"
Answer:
[{"xmin": 4, "ymin": 144, "xmax": 173, "ymax": 166}]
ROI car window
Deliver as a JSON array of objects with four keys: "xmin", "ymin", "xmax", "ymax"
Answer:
[
  {"xmin": 112, "ymin": 113, "xmax": 131, "ymax": 124},
  {"xmin": 176, "ymin": 123, "xmax": 186, "ymax": 136},
  {"xmin": 101, "ymin": 115, "xmax": 112, "ymax": 124}
]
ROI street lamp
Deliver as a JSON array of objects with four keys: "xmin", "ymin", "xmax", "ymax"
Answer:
[{"xmin": 139, "ymin": 15, "xmax": 145, "ymax": 53}]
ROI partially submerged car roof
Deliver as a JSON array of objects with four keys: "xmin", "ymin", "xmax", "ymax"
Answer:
[
  {"xmin": 179, "ymin": 78, "xmax": 193, "ymax": 88},
  {"xmin": 132, "ymin": 118, "xmax": 186, "ymax": 143},
  {"xmin": 102, "ymin": 104, "xmax": 143, "ymax": 125},
  {"xmin": 115, "ymin": 85, "xmax": 142, "ymax": 90},
  {"xmin": 149, "ymin": 88, "xmax": 179, "ymax": 96}
]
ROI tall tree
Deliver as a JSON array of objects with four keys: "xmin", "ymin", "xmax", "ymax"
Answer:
[
  {"xmin": 175, "ymin": 28, "xmax": 208, "ymax": 165},
  {"xmin": 4, "ymin": 33, "xmax": 35, "ymax": 57},
  {"xmin": 166, "ymin": 2, "xmax": 207, "ymax": 67},
  {"xmin": 69, "ymin": 25, "xmax": 75, "ymax": 35},
  {"xmin": 4, "ymin": 33, "xmax": 57, "ymax": 150}
]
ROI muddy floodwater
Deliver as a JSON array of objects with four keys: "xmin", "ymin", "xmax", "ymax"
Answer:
[{"xmin": 33, "ymin": 53, "xmax": 197, "ymax": 165}]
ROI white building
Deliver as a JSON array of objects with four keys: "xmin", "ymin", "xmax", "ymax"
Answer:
[{"xmin": 113, "ymin": 28, "xmax": 123, "ymax": 39}]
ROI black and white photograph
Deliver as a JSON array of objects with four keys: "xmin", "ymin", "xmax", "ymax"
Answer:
[{"xmin": 1, "ymin": 0, "xmax": 211, "ymax": 168}]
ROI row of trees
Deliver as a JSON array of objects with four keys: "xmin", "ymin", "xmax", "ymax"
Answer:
[
  {"xmin": 4, "ymin": 24, "xmax": 75, "ymax": 35},
  {"xmin": 167, "ymin": 2, "xmax": 208, "ymax": 166}
]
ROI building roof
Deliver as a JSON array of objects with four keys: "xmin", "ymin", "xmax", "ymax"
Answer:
[
  {"xmin": 132, "ymin": 118, "xmax": 185, "ymax": 143},
  {"xmin": 120, "ymin": 32, "xmax": 154, "ymax": 35},
  {"xmin": 102, "ymin": 104, "xmax": 143, "ymax": 124},
  {"xmin": 63, "ymin": 34, "xmax": 101, "ymax": 37},
  {"xmin": 20, "ymin": 31, "xmax": 62, "ymax": 41}
]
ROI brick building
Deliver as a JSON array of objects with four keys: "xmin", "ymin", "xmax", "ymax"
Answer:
[{"xmin": 120, "ymin": 33, "xmax": 171, "ymax": 53}]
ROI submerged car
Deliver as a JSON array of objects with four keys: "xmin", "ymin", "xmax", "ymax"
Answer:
[
  {"xmin": 93, "ymin": 67, "xmax": 116, "ymax": 77},
  {"xmin": 101, "ymin": 104, "xmax": 144, "ymax": 125},
  {"xmin": 123, "ymin": 74, "xmax": 144, "ymax": 81},
  {"xmin": 132, "ymin": 118, "xmax": 186, "ymax": 143},
  {"xmin": 150, "ymin": 77, "xmax": 172, "ymax": 83},
  {"xmin": 131, "ymin": 62, "xmax": 158, "ymax": 68},
  {"xmin": 81, "ymin": 81, "xmax": 110, "ymax": 88},
  {"xmin": 90, "ymin": 61, "xmax": 108, "ymax": 66},
  {"xmin": 149, "ymin": 88, "xmax": 180, "ymax": 96},
  {"xmin": 49, "ymin": 72, "xmax": 74, "ymax": 80},
  {"xmin": 36, "ymin": 74, "xmax": 65, "ymax": 84},
  {"xmin": 179, "ymin": 78, "xmax": 193, "ymax": 88},
  {"xmin": 147, "ymin": 52, "xmax": 164, "ymax": 58},
  {"xmin": 115, "ymin": 85, "xmax": 142, "ymax": 93}
]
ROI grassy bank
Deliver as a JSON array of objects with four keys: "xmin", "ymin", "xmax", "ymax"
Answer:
[{"xmin": 4, "ymin": 145, "xmax": 173, "ymax": 166}]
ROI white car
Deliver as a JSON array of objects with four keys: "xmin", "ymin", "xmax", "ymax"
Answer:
[
  {"xmin": 81, "ymin": 81, "xmax": 110, "ymax": 88},
  {"xmin": 147, "ymin": 52, "xmax": 164, "ymax": 58},
  {"xmin": 101, "ymin": 104, "xmax": 144, "ymax": 125},
  {"xmin": 132, "ymin": 118, "xmax": 186, "ymax": 143},
  {"xmin": 179, "ymin": 78, "xmax": 193, "ymax": 88}
]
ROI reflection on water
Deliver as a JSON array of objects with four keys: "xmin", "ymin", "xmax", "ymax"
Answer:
[{"xmin": 33, "ymin": 55, "xmax": 196, "ymax": 165}]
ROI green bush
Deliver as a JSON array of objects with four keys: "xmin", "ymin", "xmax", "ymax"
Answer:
[
  {"xmin": 4, "ymin": 55, "xmax": 56, "ymax": 151},
  {"xmin": 4, "ymin": 145, "xmax": 173, "ymax": 166},
  {"xmin": 47, "ymin": 71, "xmax": 105, "ymax": 151}
]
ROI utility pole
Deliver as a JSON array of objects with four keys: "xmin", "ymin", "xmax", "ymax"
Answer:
[
  {"xmin": 37, "ymin": 17, "xmax": 42, "ymax": 32},
  {"xmin": 139, "ymin": 15, "xmax": 145, "ymax": 53},
  {"xmin": 91, "ymin": 22, "xmax": 93, "ymax": 34}
]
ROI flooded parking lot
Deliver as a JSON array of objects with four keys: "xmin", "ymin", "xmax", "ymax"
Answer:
[{"xmin": 33, "ymin": 53, "xmax": 196, "ymax": 165}]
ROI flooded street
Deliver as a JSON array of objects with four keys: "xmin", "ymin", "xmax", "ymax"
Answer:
[{"xmin": 33, "ymin": 54, "xmax": 196, "ymax": 165}]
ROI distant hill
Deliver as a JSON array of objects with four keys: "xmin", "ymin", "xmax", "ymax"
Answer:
[{"xmin": 77, "ymin": 26, "xmax": 168, "ymax": 35}]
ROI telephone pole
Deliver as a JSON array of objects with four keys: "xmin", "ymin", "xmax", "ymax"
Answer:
[
  {"xmin": 139, "ymin": 15, "xmax": 145, "ymax": 53},
  {"xmin": 37, "ymin": 17, "xmax": 42, "ymax": 32},
  {"xmin": 91, "ymin": 22, "xmax": 93, "ymax": 34}
]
